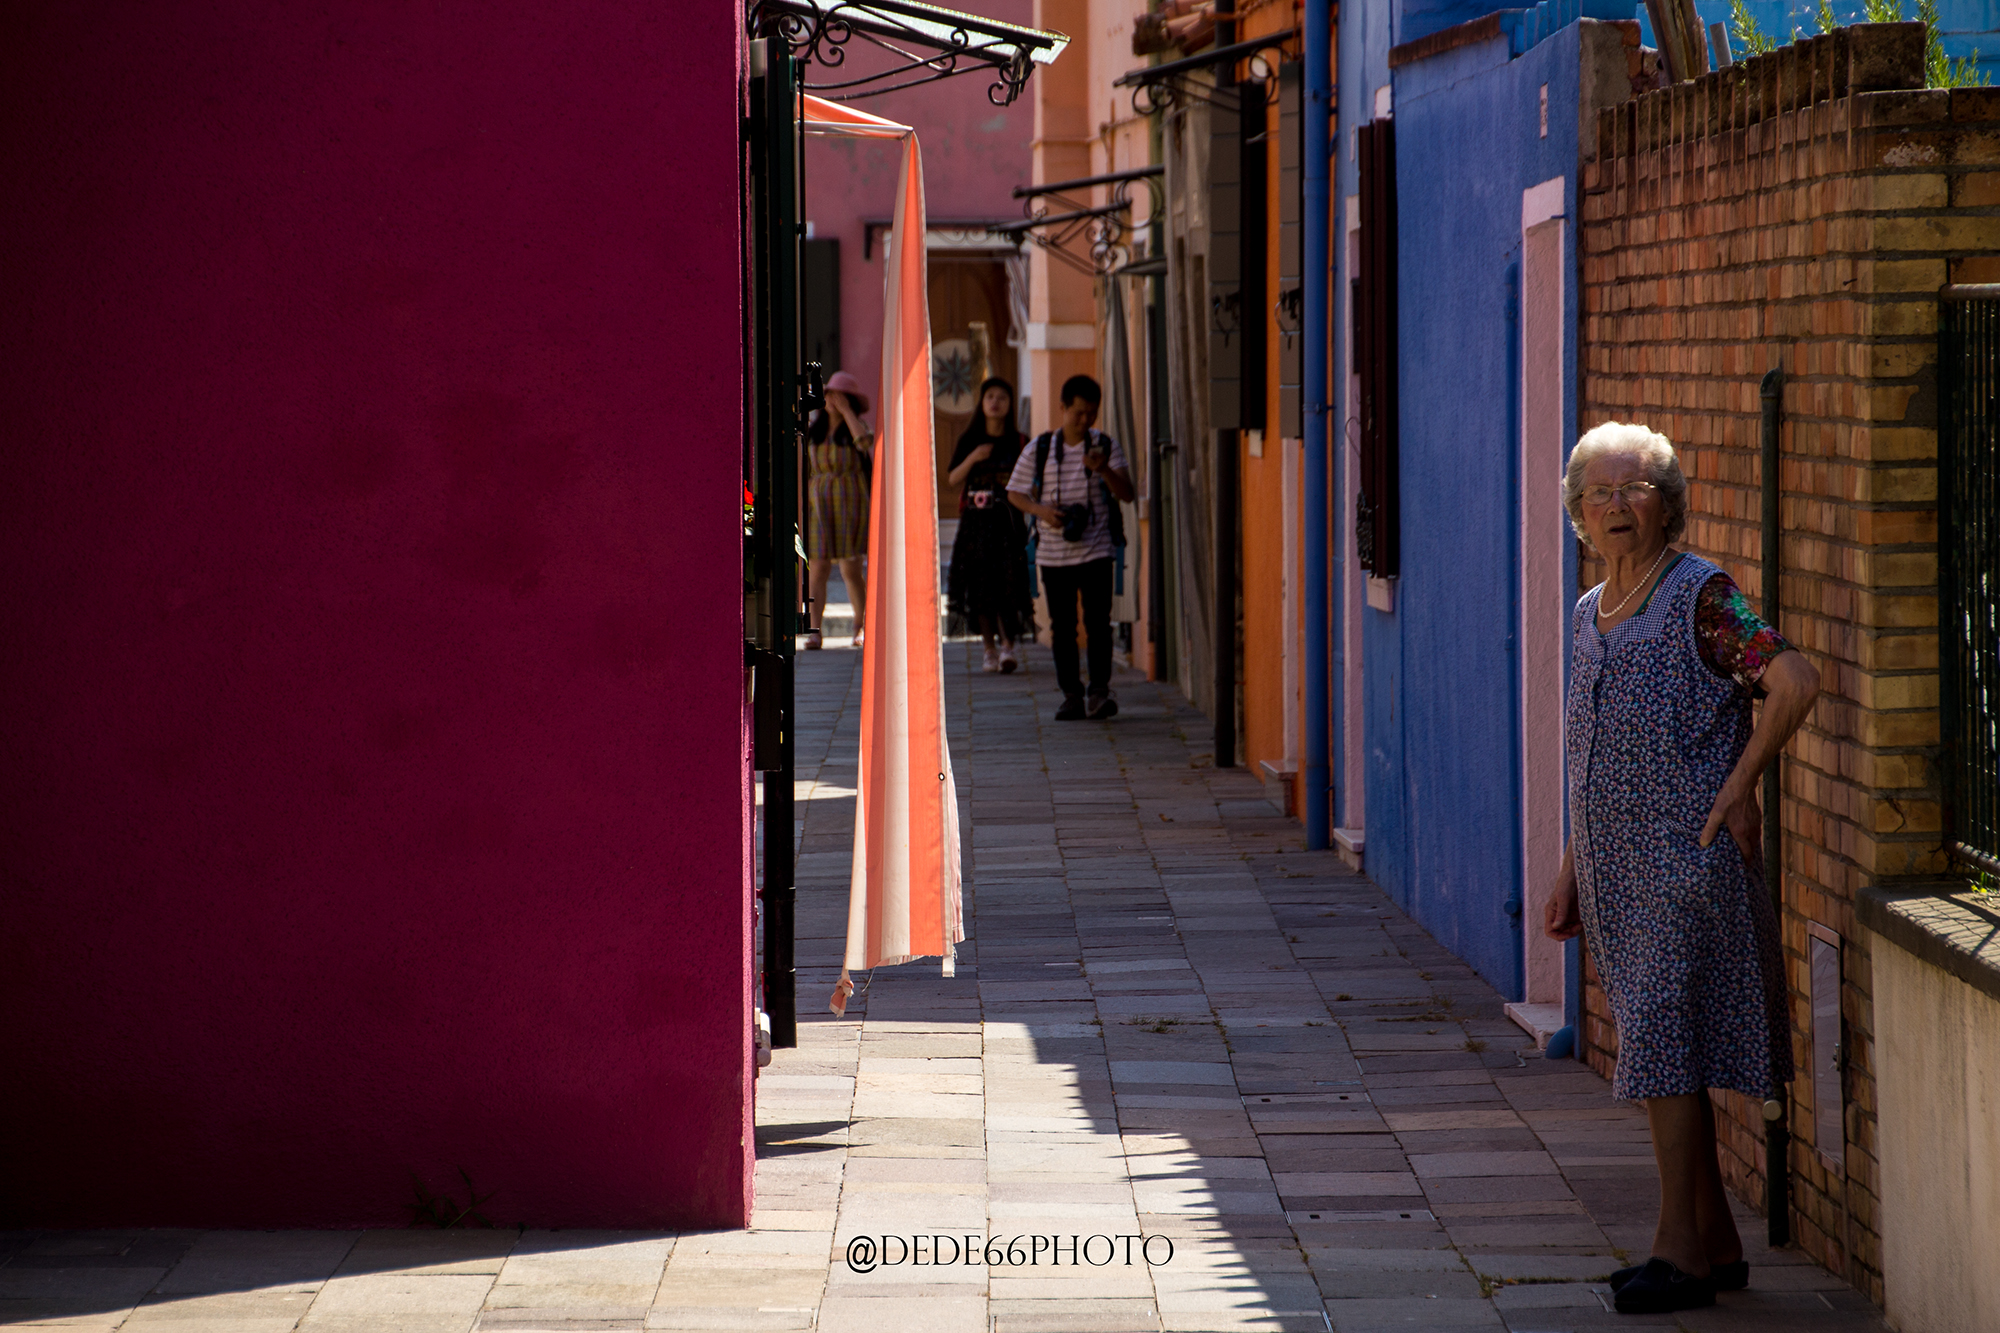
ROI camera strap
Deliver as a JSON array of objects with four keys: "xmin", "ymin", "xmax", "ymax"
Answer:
[{"xmin": 1033, "ymin": 429, "xmax": 1124, "ymax": 551}]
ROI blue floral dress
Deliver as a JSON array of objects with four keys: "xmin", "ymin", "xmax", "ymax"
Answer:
[{"xmin": 1566, "ymin": 552, "xmax": 1794, "ymax": 1101}]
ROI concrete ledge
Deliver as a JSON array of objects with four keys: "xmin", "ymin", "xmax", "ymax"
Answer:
[
  {"xmin": 1258, "ymin": 760, "xmax": 1296, "ymax": 816},
  {"xmin": 1856, "ymin": 880, "xmax": 2000, "ymax": 1005},
  {"xmin": 1504, "ymin": 1002, "xmax": 1565, "ymax": 1049},
  {"xmin": 1334, "ymin": 827, "xmax": 1364, "ymax": 872}
]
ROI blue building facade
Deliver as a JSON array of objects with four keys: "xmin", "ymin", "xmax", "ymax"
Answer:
[
  {"xmin": 1327, "ymin": 0, "xmax": 1998, "ymax": 1041},
  {"xmin": 1333, "ymin": 1, "xmax": 1632, "ymax": 1047}
]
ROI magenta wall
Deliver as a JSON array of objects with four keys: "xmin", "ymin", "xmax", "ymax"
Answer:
[
  {"xmin": 0, "ymin": 3, "xmax": 753, "ymax": 1228},
  {"xmin": 804, "ymin": 0, "xmax": 1035, "ymax": 406}
]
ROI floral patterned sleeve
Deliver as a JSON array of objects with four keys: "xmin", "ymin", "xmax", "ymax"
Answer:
[{"xmin": 1695, "ymin": 572, "xmax": 1790, "ymax": 693}]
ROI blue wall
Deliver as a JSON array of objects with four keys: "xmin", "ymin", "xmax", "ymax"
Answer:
[{"xmin": 1356, "ymin": 25, "xmax": 1585, "ymax": 999}]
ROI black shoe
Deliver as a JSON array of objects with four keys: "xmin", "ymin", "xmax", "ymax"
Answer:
[
  {"xmin": 1087, "ymin": 691, "xmax": 1118, "ymax": 719},
  {"xmin": 1612, "ymin": 1258, "xmax": 1715, "ymax": 1314},
  {"xmin": 1610, "ymin": 1258, "xmax": 1745, "ymax": 1292},
  {"xmin": 1055, "ymin": 695, "xmax": 1087, "ymax": 720}
]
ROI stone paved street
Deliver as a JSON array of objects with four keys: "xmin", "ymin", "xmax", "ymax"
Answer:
[{"xmin": 0, "ymin": 637, "xmax": 1890, "ymax": 1333}]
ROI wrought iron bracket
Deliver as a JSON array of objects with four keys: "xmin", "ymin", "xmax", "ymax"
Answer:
[
  {"xmin": 751, "ymin": 0, "xmax": 1069, "ymax": 105},
  {"xmin": 1113, "ymin": 30, "xmax": 1297, "ymax": 117},
  {"xmin": 997, "ymin": 166, "xmax": 1164, "ymax": 276}
]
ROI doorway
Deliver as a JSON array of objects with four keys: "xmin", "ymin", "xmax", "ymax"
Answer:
[{"xmin": 927, "ymin": 256, "xmax": 1015, "ymax": 518}]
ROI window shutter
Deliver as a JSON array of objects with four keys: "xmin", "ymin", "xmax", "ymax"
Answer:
[
  {"xmin": 1356, "ymin": 117, "xmax": 1399, "ymax": 578},
  {"xmin": 1208, "ymin": 78, "xmax": 1267, "ymax": 430},
  {"xmin": 1277, "ymin": 63, "xmax": 1303, "ymax": 438}
]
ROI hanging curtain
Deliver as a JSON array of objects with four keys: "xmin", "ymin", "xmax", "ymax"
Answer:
[{"xmin": 802, "ymin": 96, "xmax": 964, "ymax": 1014}]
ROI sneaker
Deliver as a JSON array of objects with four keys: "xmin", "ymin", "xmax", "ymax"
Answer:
[
  {"xmin": 802, "ymin": 629, "xmax": 823, "ymax": 651},
  {"xmin": 998, "ymin": 643, "xmax": 1019, "ymax": 673},
  {"xmin": 982, "ymin": 646, "xmax": 1001, "ymax": 672},
  {"xmin": 1087, "ymin": 690, "xmax": 1118, "ymax": 720},
  {"xmin": 1054, "ymin": 695, "xmax": 1087, "ymax": 721},
  {"xmin": 1611, "ymin": 1259, "xmax": 1715, "ymax": 1314}
]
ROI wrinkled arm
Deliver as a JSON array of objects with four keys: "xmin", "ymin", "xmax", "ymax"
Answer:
[{"xmin": 1699, "ymin": 650, "xmax": 1820, "ymax": 848}]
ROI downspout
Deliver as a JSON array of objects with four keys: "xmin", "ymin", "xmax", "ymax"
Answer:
[
  {"xmin": 1760, "ymin": 363, "xmax": 1791, "ymax": 1247},
  {"xmin": 1302, "ymin": 0, "xmax": 1332, "ymax": 848}
]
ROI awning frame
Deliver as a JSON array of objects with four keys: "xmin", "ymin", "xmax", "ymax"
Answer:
[
  {"xmin": 750, "ymin": 0, "xmax": 1069, "ymax": 106},
  {"xmin": 995, "ymin": 166, "xmax": 1164, "ymax": 277},
  {"xmin": 1113, "ymin": 29, "xmax": 1297, "ymax": 115}
]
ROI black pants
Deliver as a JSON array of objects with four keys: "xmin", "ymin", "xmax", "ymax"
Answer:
[{"xmin": 1040, "ymin": 557, "xmax": 1114, "ymax": 700}]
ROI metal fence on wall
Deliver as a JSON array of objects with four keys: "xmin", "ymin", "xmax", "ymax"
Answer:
[{"xmin": 1941, "ymin": 285, "xmax": 2000, "ymax": 878}]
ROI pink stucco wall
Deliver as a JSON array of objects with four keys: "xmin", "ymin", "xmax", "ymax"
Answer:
[
  {"xmin": 0, "ymin": 3, "xmax": 753, "ymax": 1228},
  {"xmin": 804, "ymin": 0, "xmax": 1035, "ymax": 409}
]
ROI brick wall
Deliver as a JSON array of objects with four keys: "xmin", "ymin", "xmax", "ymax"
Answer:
[{"xmin": 1577, "ymin": 22, "xmax": 2000, "ymax": 1305}]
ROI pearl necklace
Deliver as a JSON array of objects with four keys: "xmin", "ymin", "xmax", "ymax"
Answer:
[{"xmin": 1597, "ymin": 545, "xmax": 1671, "ymax": 621}]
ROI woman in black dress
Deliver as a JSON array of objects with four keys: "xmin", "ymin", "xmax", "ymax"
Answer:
[{"xmin": 945, "ymin": 377, "xmax": 1036, "ymax": 672}]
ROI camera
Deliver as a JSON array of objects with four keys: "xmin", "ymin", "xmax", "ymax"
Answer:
[{"xmin": 1059, "ymin": 503, "xmax": 1092, "ymax": 542}]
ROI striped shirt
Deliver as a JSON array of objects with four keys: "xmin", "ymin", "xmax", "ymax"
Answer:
[{"xmin": 1006, "ymin": 429, "xmax": 1129, "ymax": 567}]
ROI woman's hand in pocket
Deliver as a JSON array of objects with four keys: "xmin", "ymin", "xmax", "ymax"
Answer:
[{"xmin": 1723, "ymin": 788, "xmax": 1762, "ymax": 870}]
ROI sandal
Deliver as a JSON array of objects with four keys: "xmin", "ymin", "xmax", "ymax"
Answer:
[
  {"xmin": 1612, "ymin": 1259, "xmax": 1715, "ymax": 1314},
  {"xmin": 801, "ymin": 629, "xmax": 823, "ymax": 650},
  {"xmin": 1610, "ymin": 1258, "xmax": 1745, "ymax": 1292}
]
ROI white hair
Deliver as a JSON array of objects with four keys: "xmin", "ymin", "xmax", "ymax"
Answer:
[{"xmin": 1562, "ymin": 421, "xmax": 1689, "ymax": 544}]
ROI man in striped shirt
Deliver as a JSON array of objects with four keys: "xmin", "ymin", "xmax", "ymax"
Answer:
[{"xmin": 1007, "ymin": 374, "xmax": 1135, "ymax": 720}]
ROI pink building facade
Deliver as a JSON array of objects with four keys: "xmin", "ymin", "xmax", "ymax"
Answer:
[
  {"xmin": 1, "ymin": 3, "xmax": 755, "ymax": 1228},
  {"xmin": 801, "ymin": 1, "xmax": 1036, "ymax": 509}
]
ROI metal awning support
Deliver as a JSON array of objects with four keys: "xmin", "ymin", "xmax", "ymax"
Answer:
[
  {"xmin": 1013, "ymin": 165, "xmax": 1163, "ymax": 201},
  {"xmin": 751, "ymin": 0, "xmax": 1070, "ymax": 105},
  {"xmin": 999, "ymin": 167, "xmax": 1163, "ymax": 276},
  {"xmin": 1113, "ymin": 30, "xmax": 1296, "ymax": 114}
]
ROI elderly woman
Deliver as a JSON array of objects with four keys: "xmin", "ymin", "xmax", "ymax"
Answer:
[{"xmin": 1543, "ymin": 422, "xmax": 1818, "ymax": 1315}]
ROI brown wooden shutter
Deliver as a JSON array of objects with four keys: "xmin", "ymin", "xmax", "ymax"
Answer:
[
  {"xmin": 1356, "ymin": 118, "xmax": 1399, "ymax": 578},
  {"xmin": 1208, "ymin": 78, "xmax": 1267, "ymax": 430},
  {"xmin": 1277, "ymin": 63, "xmax": 1303, "ymax": 438}
]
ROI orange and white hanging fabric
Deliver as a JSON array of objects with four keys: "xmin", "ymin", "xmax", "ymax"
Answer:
[{"xmin": 802, "ymin": 96, "xmax": 963, "ymax": 1013}]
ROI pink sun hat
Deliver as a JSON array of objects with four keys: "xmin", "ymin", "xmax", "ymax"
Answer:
[{"xmin": 824, "ymin": 369, "xmax": 870, "ymax": 417}]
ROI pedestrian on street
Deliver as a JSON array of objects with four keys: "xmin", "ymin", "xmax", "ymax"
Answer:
[
  {"xmin": 802, "ymin": 370, "xmax": 872, "ymax": 651},
  {"xmin": 945, "ymin": 376, "xmax": 1036, "ymax": 673},
  {"xmin": 1543, "ymin": 422, "xmax": 1819, "ymax": 1316},
  {"xmin": 1006, "ymin": 374, "xmax": 1134, "ymax": 720}
]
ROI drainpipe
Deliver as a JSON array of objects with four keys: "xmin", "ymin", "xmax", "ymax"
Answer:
[
  {"xmin": 1302, "ymin": 0, "xmax": 1332, "ymax": 848},
  {"xmin": 1760, "ymin": 363, "xmax": 1791, "ymax": 1247}
]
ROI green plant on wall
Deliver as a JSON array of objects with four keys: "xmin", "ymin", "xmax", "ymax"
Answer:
[
  {"xmin": 1736, "ymin": 0, "xmax": 1988, "ymax": 85},
  {"xmin": 407, "ymin": 1168, "xmax": 497, "ymax": 1228},
  {"xmin": 1732, "ymin": 0, "xmax": 1779, "ymax": 53}
]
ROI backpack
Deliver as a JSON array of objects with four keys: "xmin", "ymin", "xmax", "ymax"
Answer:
[{"xmin": 1030, "ymin": 429, "xmax": 1126, "ymax": 549}]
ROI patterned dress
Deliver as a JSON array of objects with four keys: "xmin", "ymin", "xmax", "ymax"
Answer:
[
  {"xmin": 807, "ymin": 418, "xmax": 871, "ymax": 560},
  {"xmin": 1566, "ymin": 551, "xmax": 1795, "ymax": 1102},
  {"xmin": 945, "ymin": 427, "xmax": 1036, "ymax": 641}
]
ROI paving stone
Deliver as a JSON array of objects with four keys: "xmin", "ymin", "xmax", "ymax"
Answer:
[
  {"xmin": 9, "ymin": 643, "xmax": 1890, "ymax": 1333},
  {"xmin": 306, "ymin": 1272, "xmax": 494, "ymax": 1315}
]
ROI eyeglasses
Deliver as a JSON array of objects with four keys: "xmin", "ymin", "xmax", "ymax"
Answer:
[{"xmin": 1580, "ymin": 481, "xmax": 1658, "ymax": 507}]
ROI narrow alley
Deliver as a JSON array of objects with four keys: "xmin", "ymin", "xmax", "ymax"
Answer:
[
  {"xmin": 0, "ymin": 637, "xmax": 1891, "ymax": 1333},
  {"xmin": 732, "ymin": 638, "xmax": 1886, "ymax": 1332}
]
